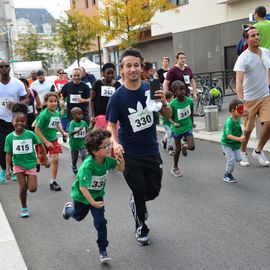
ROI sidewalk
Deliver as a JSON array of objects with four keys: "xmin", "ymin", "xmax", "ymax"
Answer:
[{"xmin": 0, "ymin": 95, "xmax": 269, "ymax": 269}]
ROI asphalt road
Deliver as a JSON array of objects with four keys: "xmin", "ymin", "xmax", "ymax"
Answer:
[{"xmin": 1, "ymin": 137, "xmax": 270, "ymax": 270}]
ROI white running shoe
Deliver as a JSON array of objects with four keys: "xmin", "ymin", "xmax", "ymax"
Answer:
[
  {"xmin": 252, "ymin": 150, "xmax": 270, "ymax": 167},
  {"xmin": 240, "ymin": 152, "xmax": 250, "ymax": 167}
]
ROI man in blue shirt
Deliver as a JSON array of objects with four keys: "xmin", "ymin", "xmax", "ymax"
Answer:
[{"xmin": 107, "ymin": 48, "xmax": 171, "ymax": 246}]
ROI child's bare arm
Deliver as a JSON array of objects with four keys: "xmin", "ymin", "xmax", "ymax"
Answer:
[
  {"xmin": 227, "ymin": 134, "xmax": 246, "ymax": 143},
  {"xmin": 80, "ymin": 186, "xmax": 104, "ymax": 208},
  {"xmin": 5, "ymin": 152, "xmax": 12, "ymax": 180}
]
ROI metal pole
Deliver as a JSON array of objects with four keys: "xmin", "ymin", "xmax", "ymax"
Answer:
[
  {"xmin": 8, "ymin": 24, "xmax": 13, "ymax": 60},
  {"xmin": 97, "ymin": 36, "xmax": 102, "ymax": 74}
]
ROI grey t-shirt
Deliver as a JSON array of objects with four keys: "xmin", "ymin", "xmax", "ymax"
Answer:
[{"xmin": 233, "ymin": 47, "xmax": 270, "ymax": 101}]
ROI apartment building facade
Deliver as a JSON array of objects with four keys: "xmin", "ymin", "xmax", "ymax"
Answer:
[{"xmin": 71, "ymin": 0, "xmax": 270, "ymax": 73}]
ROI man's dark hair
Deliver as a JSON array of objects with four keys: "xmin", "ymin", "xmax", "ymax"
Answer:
[
  {"xmin": 119, "ymin": 48, "xmax": 144, "ymax": 68},
  {"xmin": 255, "ymin": 6, "xmax": 266, "ymax": 18},
  {"xmin": 176, "ymin": 51, "xmax": 185, "ymax": 59},
  {"xmin": 229, "ymin": 99, "xmax": 242, "ymax": 113},
  {"xmin": 84, "ymin": 129, "xmax": 111, "ymax": 156},
  {"xmin": 102, "ymin": 62, "xmax": 115, "ymax": 73},
  {"xmin": 36, "ymin": 70, "xmax": 44, "ymax": 76},
  {"xmin": 244, "ymin": 26, "xmax": 257, "ymax": 39}
]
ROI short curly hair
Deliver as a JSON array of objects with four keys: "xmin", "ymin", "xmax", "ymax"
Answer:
[{"xmin": 85, "ymin": 129, "xmax": 112, "ymax": 156}]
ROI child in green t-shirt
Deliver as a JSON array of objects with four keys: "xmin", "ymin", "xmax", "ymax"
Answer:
[
  {"xmin": 62, "ymin": 129, "xmax": 124, "ymax": 264},
  {"xmin": 221, "ymin": 99, "xmax": 245, "ymax": 183},
  {"xmin": 35, "ymin": 92, "xmax": 68, "ymax": 191},
  {"xmin": 170, "ymin": 80, "xmax": 196, "ymax": 177},
  {"xmin": 160, "ymin": 90, "xmax": 174, "ymax": 155},
  {"xmin": 4, "ymin": 104, "xmax": 49, "ymax": 218},
  {"xmin": 69, "ymin": 107, "xmax": 88, "ymax": 175}
]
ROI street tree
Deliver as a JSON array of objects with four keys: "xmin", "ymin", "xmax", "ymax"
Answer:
[
  {"xmin": 57, "ymin": 11, "xmax": 96, "ymax": 66},
  {"xmin": 91, "ymin": 0, "xmax": 177, "ymax": 48}
]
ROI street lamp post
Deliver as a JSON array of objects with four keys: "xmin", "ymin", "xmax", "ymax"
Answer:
[{"xmin": 7, "ymin": 24, "xmax": 14, "ymax": 61}]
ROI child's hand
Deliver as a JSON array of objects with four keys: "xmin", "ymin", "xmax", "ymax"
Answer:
[
  {"xmin": 78, "ymin": 126, "xmax": 84, "ymax": 131},
  {"xmin": 6, "ymin": 171, "xmax": 11, "ymax": 181},
  {"xmin": 239, "ymin": 136, "xmax": 246, "ymax": 143},
  {"xmin": 174, "ymin": 122, "xmax": 180, "ymax": 128},
  {"xmin": 62, "ymin": 132, "xmax": 68, "ymax": 139},
  {"xmin": 45, "ymin": 142, "xmax": 54, "ymax": 149},
  {"xmin": 115, "ymin": 152, "xmax": 123, "ymax": 164},
  {"xmin": 92, "ymin": 201, "xmax": 105, "ymax": 208}
]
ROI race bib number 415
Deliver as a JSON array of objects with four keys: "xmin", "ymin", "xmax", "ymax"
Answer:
[{"xmin": 13, "ymin": 139, "xmax": 33, "ymax": 154}]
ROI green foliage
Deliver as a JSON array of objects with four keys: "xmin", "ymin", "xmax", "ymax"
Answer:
[
  {"xmin": 93, "ymin": 0, "xmax": 177, "ymax": 49},
  {"xmin": 57, "ymin": 11, "xmax": 96, "ymax": 65}
]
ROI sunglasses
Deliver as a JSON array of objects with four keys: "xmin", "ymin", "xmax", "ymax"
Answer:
[{"xmin": 0, "ymin": 65, "xmax": 10, "ymax": 68}]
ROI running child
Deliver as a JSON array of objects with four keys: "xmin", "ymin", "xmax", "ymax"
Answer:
[
  {"xmin": 160, "ymin": 90, "xmax": 174, "ymax": 155},
  {"xmin": 221, "ymin": 99, "xmax": 245, "ymax": 183},
  {"xmin": 170, "ymin": 80, "xmax": 195, "ymax": 177},
  {"xmin": 4, "ymin": 104, "xmax": 49, "ymax": 217},
  {"xmin": 62, "ymin": 129, "xmax": 124, "ymax": 264},
  {"xmin": 35, "ymin": 92, "xmax": 68, "ymax": 191},
  {"xmin": 69, "ymin": 107, "xmax": 88, "ymax": 175}
]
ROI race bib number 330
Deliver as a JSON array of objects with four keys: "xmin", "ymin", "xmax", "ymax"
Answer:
[
  {"xmin": 13, "ymin": 139, "xmax": 33, "ymax": 154},
  {"xmin": 128, "ymin": 109, "xmax": 153, "ymax": 133}
]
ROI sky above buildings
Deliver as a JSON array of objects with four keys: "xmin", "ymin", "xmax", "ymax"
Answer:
[{"xmin": 13, "ymin": 0, "xmax": 70, "ymax": 18}]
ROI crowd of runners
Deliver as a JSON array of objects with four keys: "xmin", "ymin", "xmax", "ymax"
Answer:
[{"xmin": 0, "ymin": 5, "xmax": 270, "ymax": 264}]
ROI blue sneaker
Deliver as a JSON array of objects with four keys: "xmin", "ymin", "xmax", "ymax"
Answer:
[
  {"xmin": 10, "ymin": 170, "xmax": 17, "ymax": 181},
  {"xmin": 99, "ymin": 250, "xmax": 111, "ymax": 264},
  {"xmin": 20, "ymin": 207, "xmax": 30, "ymax": 218},
  {"xmin": 223, "ymin": 173, "xmax": 237, "ymax": 183},
  {"xmin": 0, "ymin": 170, "xmax": 6, "ymax": 184}
]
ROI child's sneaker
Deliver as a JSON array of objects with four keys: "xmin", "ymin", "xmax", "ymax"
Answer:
[
  {"xmin": 99, "ymin": 250, "xmax": 111, "ymax": 264},
  {"xmin": 168, "ymin": 147, "xmax": 175, "ymax": 156},
  {"xmin": 50, "ymin": 181, "xmax": 62, "ymax": 191},
  {"xmin": 10, "ymin": 170, "xmax": 17, "ymax": 181},
  {"xmin": 62, "ymin": 202, "xmax": 73, "ymax": 220},
  {"xmin": 160, "ymin": 139, "xmax": 167, "ymax": 150},
  {"xmin": 171, "ymin": 167, "xmax": 182, "ymax": 177},
  {"xmin": 0, "ymin": 170, "xmax": 6, "ymax": 184},
  {"xmin": 20, "ymin": 207, "xmax": 30, "ymax": 218},
  {"xmin": 240, "ymin": 152, "xmax": 250, "ymax": 167},
  {"xmin": 223, "ymin": 173, "xmax": 237, "ymax": 183}
]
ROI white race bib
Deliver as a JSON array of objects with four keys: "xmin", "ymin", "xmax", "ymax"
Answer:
[
  {"xmin": 163, "ymin": 72, "xmax": 168, "ymax": 79},
  {"xmin": 0, "ymin": 97, "xmax": 14, "ymax": 108},
  {"xmin": 101, "ymin": 86, "xmax": 115, "ymax": 97},
  {"xmin": 48, "ymin": 117, "xmax": 60, "ymax": 128},
  {"xmin": 177, "ymin": 105, "xmax": 191, "ymax": 120},
  {"xmin": 70, "ymin": 94, "xmax": 81, "ymax": 103},
  {"xmin": 13, "ymin": 139, "xmax": 33, "ymax": 154},
  {"xmin": 128, "ymin": 108, "xmax": 154, "ymax": 133},
  {"xmin": 89, "ymin": 175, "xmax": 107, "ymax": 190},
  {"xmin": 74, "ymin": 127, "xmax": 86, "ymax": 138},
  {"xmin": 28, "ymin": 105, "xmax": 34, "ymax": 114},
  {"xmin": 183, "ymin": 75, "xmax": 190, "ymax": 84}
]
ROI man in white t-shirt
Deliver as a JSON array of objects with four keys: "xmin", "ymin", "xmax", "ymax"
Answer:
[
  {"xmin": 30, "ymin": 70, "xmax": 53, "ymax": 103},
  {"xmin": 234, "ymin": 26, "xmax": 270, "ymax": 167},
  {"xmin": 0, "ymin": 59, "xmax": 28, "ymax": 182}
]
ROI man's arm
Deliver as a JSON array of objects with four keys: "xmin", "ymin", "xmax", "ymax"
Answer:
[
  {"xmin": 163, "ymin": 79, "xmax": 170, "ymax": 91},
  {"xmin": 19, "ymin": 94, "xmax": 29, "ymax": 106},
  {"xmin": 107, "ymin": 121, "xmax": 124, "ymax": 155},
  {"xmin": 235, "ymin": 71, "xmax": 244, "ymax": 100},
  {"xmin": 190, "ymin": 78, "xmax": 198, "ymax": 98}
]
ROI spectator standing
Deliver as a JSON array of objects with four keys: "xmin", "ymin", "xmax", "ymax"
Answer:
[
  {"xmin": 0, "ymin": 60, "xmax": 28, "ymax": 183},
  {"xmin": 30, "ymin": 70, "xmax": 53, "ymax": 104},
  {"xmin": 234, "ymin": 26, "xmax": 270, "ymax": 167},
  {"xmin": 155, "ymin": 57, "xmax": 170, "ymax": 84},
  {"xmin": 81, "ymin": 66, "xmax": 96, "ymax": 89},
  {"xmin": 254, "ymin": 6, "xmax": 270, "ymax": 50},
  {"xmin": 163, "ymin": 51, "xmax": 198, "ymax": 99},
  {"xmin": 27, "ymin": 70, "xmax": 37, "ymax": 87},
  {"xmin": 61, "ymin": 68, "xmax": 91, "ymax": 125},
  {"xmin": 52, "ymin": 69, "xmax": 69, "ymax": 93}
]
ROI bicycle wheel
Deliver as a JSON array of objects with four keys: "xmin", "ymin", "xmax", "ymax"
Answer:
[{"xmin": 196, "ymin": 96, "xmax": 205, "ymax": 116}]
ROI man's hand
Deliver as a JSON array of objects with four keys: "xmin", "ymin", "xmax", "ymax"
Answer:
[{"xmin": 154, "ymin": 90, "xmax": 166, "ymax": 104}]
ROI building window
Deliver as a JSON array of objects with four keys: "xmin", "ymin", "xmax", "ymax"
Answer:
[
  {"xmin": 85, "ymin": 0, "xmax": 88, "ymax": 8},
  {"xmin": 169, "ymin": 0, "xmax": 189, "ymax": 6},
  {"xmin": 92, "ymin": 0, "xmax": 96, "ymax": 5}
]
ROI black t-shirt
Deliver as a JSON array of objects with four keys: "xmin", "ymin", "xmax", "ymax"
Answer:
[
  {"xmin": 92, "ymin": 80, "xmax": 121, "ymax": 116},
  {"xmin": 61, "ymin": 81, "xmax": 90, "ymax": 120},
  {"xmin": 157, "ymin": 68, "xmax": 169, "ymax": 84}
]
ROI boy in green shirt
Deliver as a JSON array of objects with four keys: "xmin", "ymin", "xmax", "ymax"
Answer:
[
  {"xmin": 69, "ymin": 107, "xmax": 88, "ymax": 175},
  {"xmin": 221, "ymin": 99, "xmax": 245, "ymax": 183},
  {"xmin": 169, "ymin": 80, "xmax": 195, "ymax": 177},
  {"xmin": 62, "ymin": 129, "xmax": 124, "ymax": 264}
]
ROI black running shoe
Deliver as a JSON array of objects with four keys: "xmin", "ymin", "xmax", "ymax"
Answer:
[{"xmin": 50, "ymin": 181, "xmax": 62, "ymax": 191}]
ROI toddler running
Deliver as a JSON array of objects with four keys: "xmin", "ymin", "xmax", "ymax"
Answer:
[
  {"xmin": 221, "ymin": 99, "xmax": 245, "ymax": 183},
  {"xmin": 62, "ymin": 129, "xmax": 124, "ymax": 264},
  {"xmin": 4, "ymin": 104, "xmax": 49, "ymax": 217}
]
